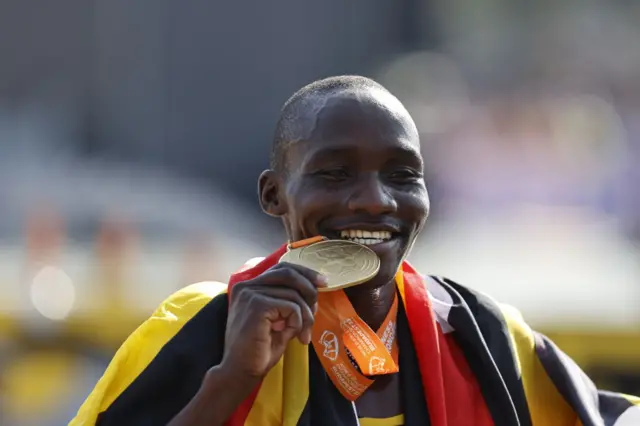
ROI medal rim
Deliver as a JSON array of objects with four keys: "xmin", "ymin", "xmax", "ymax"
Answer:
[{"xmin": 279, "ymin": 239, "xmax": 380, "ymax": 292}]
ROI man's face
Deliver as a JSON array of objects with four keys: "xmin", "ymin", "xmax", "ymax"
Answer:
[{"xmin": 261, "ymin": 89, "xmax": 430, "ymax": 287}]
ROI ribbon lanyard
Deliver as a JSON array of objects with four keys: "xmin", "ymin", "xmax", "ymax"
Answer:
[{"xmin": 312, "ymin": 289, "xmax": 399, "ymax": 401}]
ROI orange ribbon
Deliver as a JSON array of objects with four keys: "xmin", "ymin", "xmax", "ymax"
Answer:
[
  {"xmin": 312, "ymin": 288, "xmax": 399, "ymax": 401},
  {"xmin": 286, "ymin": 236, "xmax": 400, "ymax": 401}
]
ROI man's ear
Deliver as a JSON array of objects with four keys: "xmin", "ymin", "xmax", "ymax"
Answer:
[{"xmin": 258, "ymin": 170, "xmax": 287, "ymax": 217}]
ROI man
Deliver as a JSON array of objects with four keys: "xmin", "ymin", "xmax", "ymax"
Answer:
[{"xmin": 71, "ymin": 76, "xmax": 639, "ymax": 425}]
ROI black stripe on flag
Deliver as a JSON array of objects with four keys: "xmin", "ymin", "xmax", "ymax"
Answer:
[
  {"xmin": 598, "ymin": 390, "xmax": 636, "ymax": 426},
  {"xmin": 434, "ymin": 277, "xmax": 528, "ymax": 426},
  {"xmin": 533, "ymin": 332, "xmax": 602, "ymax": 426},
  {"xmin": 97, "ymin": 293, "xmax": 229, "ymax": 425}
]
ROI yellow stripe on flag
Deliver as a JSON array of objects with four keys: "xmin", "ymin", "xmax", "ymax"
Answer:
[
  {"xmin": 245, "ymin": 338, "xmax": 309, "ymax": 426},
  {"xmin": 500, "ymin": 304, "xmax": 577, "ymax": 425}
]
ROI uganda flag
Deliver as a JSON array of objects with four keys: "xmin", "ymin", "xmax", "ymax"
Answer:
[{"xmin": 70, "ymin": 246, "xmax": 640, "ymax": 426}]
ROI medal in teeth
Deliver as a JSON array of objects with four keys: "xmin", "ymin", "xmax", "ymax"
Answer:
[{"xmin": 279, "ymin": 239, "xmax": 381, "ymax": 291}]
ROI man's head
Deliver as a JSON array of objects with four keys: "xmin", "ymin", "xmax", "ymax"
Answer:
[{"xmin": 259, "ymin": 75, "xmax": 429, "ymax": 288}]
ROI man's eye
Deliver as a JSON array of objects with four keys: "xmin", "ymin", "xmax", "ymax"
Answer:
[
  {"xmin": 315, "ymin": 169, "xmax": 350, "ymax": 181},
  {"xmin": 389, "ymin": 169, "xmax": 422, "ymax": 183}
]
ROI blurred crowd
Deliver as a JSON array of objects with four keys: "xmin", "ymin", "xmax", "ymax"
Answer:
[{"xmin": 1, "ymin": 0, "xmax": 640, "ymax": 425}]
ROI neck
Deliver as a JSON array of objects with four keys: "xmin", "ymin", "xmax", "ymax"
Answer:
[{"xmin": 344, "ymin": 278, "xmax": 397, "ymax": 331}]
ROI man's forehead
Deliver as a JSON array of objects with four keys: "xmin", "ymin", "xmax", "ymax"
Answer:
[
  {"xmin": 298, "ymin": 141, "xmax": 422, "ymax": 164},
  {"xmin": 284, "ymin": 93, "xmax": 422, "ymax": 170},
  {"xmin": 293, "ymin": 88, "xmax": 419, "ymax": 145}
]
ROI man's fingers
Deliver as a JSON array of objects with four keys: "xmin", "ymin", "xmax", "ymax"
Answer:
[
  {"xmin": 272, "ymin": 262, "xmax": 328, "ymax": 288},
  {"xmin": 253, "ymin": 287, "xmax": 314, "ymax": 333},
  {"xmin": 298, "ymin": 328, "xmax": 313, "ymax": 346},
  {"xmin": 262, "ymin": 298, "xmax": 304, "ymax": 333},
  {"xmin": 271, "ymin": 319, "xmax": 286, "ymax": 332},
  {"xmin": 231, "ymin": 263, "xmax": 326, "ymax": 347},
  {"xmin": 246, "ymin": 266, "xmax": 322, "ymax": 308}
]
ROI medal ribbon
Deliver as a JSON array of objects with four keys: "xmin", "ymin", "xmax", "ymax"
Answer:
[
  {"xmin": 312, "ymin": 290, "xmax": 399, "ymax": 401},
  {"xmin": 282, "ymin": 236, "xmax": 400, "ymax": 401}
]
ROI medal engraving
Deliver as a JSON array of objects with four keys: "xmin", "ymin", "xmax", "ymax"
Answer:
[{"xmin": 279, "ymin": 240, "xmax": 380, "ymax": 291}]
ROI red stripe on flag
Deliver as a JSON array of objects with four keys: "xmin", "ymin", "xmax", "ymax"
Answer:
[
  {"xmin": 401, "ymin": 262, "xmax": 448, "ymax": 426},
  {"xmin": 224, "ymin": 244, "xmax": 288, "ymax": 426},
  {"xmin": 225, "ymin": 385, "xmax": 261, "ymax": 426}
]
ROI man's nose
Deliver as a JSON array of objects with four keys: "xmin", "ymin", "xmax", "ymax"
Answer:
[{"xmin": 347, "ymin": 174, "xmax": 398, "ymax": 216}]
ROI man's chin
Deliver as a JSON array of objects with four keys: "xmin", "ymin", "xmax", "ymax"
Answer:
[
  {"xmin": 355, "ymin": 265, "xmax": 401, "ymax": 292},
  {"xmin": 366, "ymin": 249, "xmax": 408, "ymax": 289}
]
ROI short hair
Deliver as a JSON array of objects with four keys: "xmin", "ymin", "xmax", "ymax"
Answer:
[{"xmin": 270, "ymin": 75, "xmax": 391, "ymax": 172}]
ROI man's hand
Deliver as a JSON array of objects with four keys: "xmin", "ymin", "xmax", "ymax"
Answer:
[
  {"xmin": 220, "ymin": 262, "xmax": 328, "ymax": 378},
  {"xmin": 169, "ymin": 262, "xmax": 327, "ymax": 426}
]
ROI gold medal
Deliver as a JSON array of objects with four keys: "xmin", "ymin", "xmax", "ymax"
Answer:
[{"xmin": 279, "ymin": 239, "xmax": 380, "ymax": 291}]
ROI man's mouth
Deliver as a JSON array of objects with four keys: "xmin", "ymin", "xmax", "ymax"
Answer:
[{"xmin": 337, "ymin": 229, "xmax": 394, "ymax": 246}]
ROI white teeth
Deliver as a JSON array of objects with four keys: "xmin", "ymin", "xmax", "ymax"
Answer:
[
  {"xmin": 338, "ymin": 229, "xmax": 393, "ymax": 245},
  {"xmin": 353, "ymin": 238, "xmax": 384, "ymax": 246}
]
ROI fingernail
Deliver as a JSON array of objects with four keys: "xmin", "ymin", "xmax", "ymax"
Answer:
[
  {"xmin": 317, "ymin": 275, "xmax": 329, "ymax": 287},
  {"xmin": 300, "ymin": 331, "xmax": 312, "ymax": 345}
]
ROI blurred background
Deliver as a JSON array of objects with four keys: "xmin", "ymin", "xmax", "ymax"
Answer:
[{"xmin": 1, "ymin": 0, "xmax": 640, "ymax": 424}]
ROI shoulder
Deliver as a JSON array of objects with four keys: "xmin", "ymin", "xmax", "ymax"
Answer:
[
  {"xmin": 428, "ymin": 275, "xmax": 534, "ymax": 343},
  {"xmin": 121, "ymin": 281, "xmax": 229, "ymax": 363},
  {"xmin": 135, "ymin": 281, "xmax": 229, "ymax": 342},
  {"xmin": 69, "ymin": 281, "xmax": 229, "ymax": 423},
  {"xmin": 429, "ymin": 275, "xmax": 537, "ymax": 376},
  {"xmin": 152, "ymin": 281, "xmax": 229, "ymax": 320}
]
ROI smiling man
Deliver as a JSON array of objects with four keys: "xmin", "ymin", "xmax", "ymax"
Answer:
[{"xmin": 71, "ymin": 76, "xmax": 639, "ymax": 426}]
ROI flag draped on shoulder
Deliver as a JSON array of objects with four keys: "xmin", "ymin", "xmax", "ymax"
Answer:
[{"xmin": 69, "ymin": 245, "xmax": 640, "ymax": 426}]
